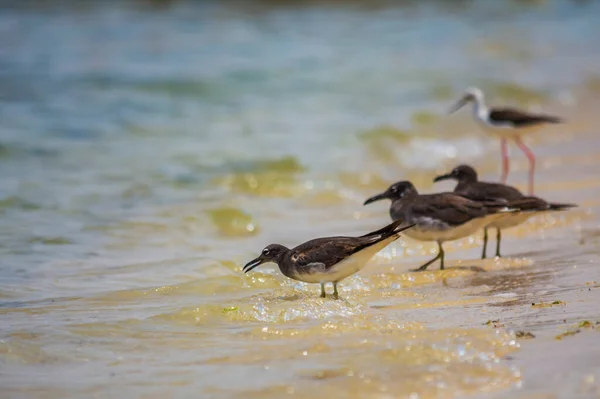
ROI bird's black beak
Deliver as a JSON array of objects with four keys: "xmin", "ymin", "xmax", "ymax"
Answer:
[
  {"xmin": 433, "ymin": 173, "xmax": 453, "ymax": 183},
  {"xmin": 363, "ymin": 192, "xmax": 388, "ymax": 206},
  {"xmin": 448, "ymin": 95, "xmax": 469, "ymax": 114},
  {"xmin": 243, "ymin": 256, "xmax": 264, "ymax": 273}
]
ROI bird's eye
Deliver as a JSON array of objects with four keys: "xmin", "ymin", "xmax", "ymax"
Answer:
[
  {"xmin": 262, "ymin": 248, "xmax": 270, "ymax": 256},
  {"xmin": 390, "ymin": 187, "xmax": 398, "ymax": 193}
]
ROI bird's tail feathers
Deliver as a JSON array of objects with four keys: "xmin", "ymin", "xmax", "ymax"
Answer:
[
  {"xmin": 538, "ymin": 115, "xmax": 563, "ymax": 124},
  {"xmin": 481, "ymin": 200, "xmax": 520, "ymax": 214},
  {"xmin": 508, "ymin": 197, "xmax": 578, "ymax": 212},
  {"xmin": 548, "ymin": 202, "xmax": 578, "ymax": 211},
  {"xmin": 359, "ymin": 219, "xmax": 415, "ymax": 240},
  {"xmin": 507, "ymin": 197, "xmax": 548, "ymax": 211}
]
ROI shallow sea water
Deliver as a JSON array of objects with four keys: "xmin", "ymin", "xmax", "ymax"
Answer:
[{"xmin": 1, "ymin": 1, "xmax": 600, "ymax": 398}]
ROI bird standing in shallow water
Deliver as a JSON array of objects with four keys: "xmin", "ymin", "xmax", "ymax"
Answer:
[
  {"xmin": 449, "ymin": 87, "xmax": 563, "ymax": 195},
  {"xmin": 243, "ymin": 219, "xmax": 414, "ymax": 299},
  {"xmin": 364, "ymin": 181, "xmax": 516, "ymax": 271},
  {"xmin": 433, "ymin": 164, "xmax": 577, "ymax": 258}
]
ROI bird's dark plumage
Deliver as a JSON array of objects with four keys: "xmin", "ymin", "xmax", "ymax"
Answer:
[
  {"xmin": 456, "ymin": 181, "xmax": 523, "ymax": 202},
  {"xmin": 286, "ymin": 219, "xmax": 410, "ymax": 272},
  {"xmin": 398, "ymin": 192, "xmax": 506, "ymax": 227},
  {"xmin": 489, "ymin": 108, "xmax": 562, "ymax": 127}
]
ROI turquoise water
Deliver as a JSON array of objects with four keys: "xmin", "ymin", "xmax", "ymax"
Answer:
[{"xmin": 0, "ymin": 1, "xmax": 599, "ymax": 397}]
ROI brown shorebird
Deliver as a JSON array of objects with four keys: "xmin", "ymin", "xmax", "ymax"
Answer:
[
  {"xmin": 433, "ymin": 164, "xmax": 577, "ymax": 258},
  {"xmin": 449, "ymin": 87, "xmax": 562, "ymax": 195},
  {"xmin": 243, "ymin": 219, "xmax": 414, "ymax": 299},
  {"xmin": 364, "ymin": 181, "xmax": 516, "ymax": 271}
]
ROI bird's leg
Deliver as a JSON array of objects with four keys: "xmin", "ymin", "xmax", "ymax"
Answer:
[
  {"xmin": 320, "ymin": 282, "xmax": 326, "ymax": 298},
  {"xmin": 438, "ymin": 242, "xmax": 445, "ymax": 270},
  {"xmin": 481, "ymin": 227, "xmax": 488, "ymax": 259},
  {"xmin": 332, "ymin": 282, "xmax": 339, "ymax": 300},
  {"xmin": 414, "ymin": 242, "xmax": 443, "ymax": 272},
  {"xmin": 515, "ymin": 136, "xmax": 535, "ymax": 195},
  {"xmin": 414, "ymin": 255, "xmax": 439, "ymax": 272},
  {"xmin": 500, "ymin": 138, "xmax": 509, "ymax": 183},
  {"xmin": 495, "ymin": 228, "xmax": 502, "ymax": 258}
]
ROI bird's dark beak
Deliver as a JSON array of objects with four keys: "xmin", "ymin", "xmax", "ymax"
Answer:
[
  {"xmin": 363, "ymin": 192, "xmax": 388, "ymax": 206},
  {"xmin": 243, "ymin": 256, "xmax": 264, "ymax": 273},
  {"xmin": 448, "ymin": 95, "xmax": 469, "ymax": 114},
  {"xmin": 433, "ymin": 173, "xmax": 453, "ymax": 183}
]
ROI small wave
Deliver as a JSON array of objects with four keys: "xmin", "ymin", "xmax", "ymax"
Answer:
[
  {"xmin": 213, "ymin": 156, "xmax": 306, "ymax": 197},
  {"xmin": 207, "ymin": 207, "xmax": 260, "ymax": 237},
  {"xmin": 0, "ymin": 338, "xmax": 57, "ymax": 365},
  {"xmin": 28, "ymin": 236, "xmax": 73, "ymax": 245},
  {"xmin": 0, "ymin": 196, "xmax": 41, "ymax": 211}
]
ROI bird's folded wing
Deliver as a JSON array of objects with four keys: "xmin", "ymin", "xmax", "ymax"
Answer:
[
  {"xmin": 458, "ymin": 182, "xmax": 523, "ymax": 202},
  {"xmin": 410, "ymin": 194, "xmax": 489, "ymax": 226},
  {"xmin": 490, "ymin": 108, "xmax": 561, "ymax": 126},
  {"xmin": 291, "ymin": 237, "xmax": 377, "ymax": 270},
  {"xmin": 506, "ymin": 196, "xmax": 549, "ymax": 211}
]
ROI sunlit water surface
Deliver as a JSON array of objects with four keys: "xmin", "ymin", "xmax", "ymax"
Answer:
[{"xmin": 1, "ymin": 1, "xmax": 600, "ymax": 397}]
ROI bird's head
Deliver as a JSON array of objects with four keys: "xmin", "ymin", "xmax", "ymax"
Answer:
[
  {"xmin": 243, "ymin": 244, "xmax": 288, "ymax": 273},
  {"xmin": 449, "ymin": 86, "xmax": 484, "ymax": 114},
  {"xmin": 363, "ymin": 181, "xmax": 417, "ymax": 205},
  {"xmin": 434, "ymin": 164, "xmax": 478, "ymax": 184}
]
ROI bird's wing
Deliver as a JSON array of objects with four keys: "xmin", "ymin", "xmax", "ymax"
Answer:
[
  {"xmin": 290, "ymin": 237, "xmax": 373, "ymax": 270},
  {"xmin": 500, "ymin": 196, "xmax": 576, "ymax": 212},
  {"xmin": 489, "ymin": 108, "xmax": 561, "ymax": 127},
  {"xmin": 289, "ymin": 220, "xmax": 413, "ymax": 269},
  {"xmin": 409, "ymin": 193, "xmax": 490, "ymax": 226},
  {"xmin": 287, "ymin": 221, "xmax": 412, "ymax": 270},
  {"xmin": 457, "ymin": 181, "xmax": 524, "ymax": 202},
  {"xmin": 506, "ymin": 196, "xmax": 550, "ymax": 211}
]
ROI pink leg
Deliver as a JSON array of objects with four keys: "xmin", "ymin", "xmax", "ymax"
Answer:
[
  {"xmin": 515, "ymin": 136, "xmax": 535, "ymax": 195},
  {"xmin": 500, "ymin": 138, "xmax": 509, "ymax": 183}
]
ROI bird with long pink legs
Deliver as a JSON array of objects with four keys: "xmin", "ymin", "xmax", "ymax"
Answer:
[{"xmin": 449, "ymin": 87, "xmax": 563, "ymax": 195}]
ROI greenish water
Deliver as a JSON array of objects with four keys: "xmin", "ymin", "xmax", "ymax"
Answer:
[{"xmin": 1, "ymin": 1, "xmax": 599, "ymax": 397}]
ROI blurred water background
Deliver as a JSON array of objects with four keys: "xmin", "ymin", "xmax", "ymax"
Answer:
[{"xmin": 1, "ymin": 0, "xmax": 600, "ymax": 398}]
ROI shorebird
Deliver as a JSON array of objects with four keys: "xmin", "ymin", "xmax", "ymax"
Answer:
[
  {"xmin": 363, "ymin": 181, "xmax": 516, "ymax": 271},
  {"xmin": 243, "ymin": 219, "xmax": 414, "ymax": 299},
  {"xmin": 449, "ymin": 87, "xmax": 562, "ymax": 195},
  {"xmin": 433, "ymin": 164, "xmax": 577, "ymax": 258}
]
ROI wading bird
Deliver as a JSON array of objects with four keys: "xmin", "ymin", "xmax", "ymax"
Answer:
[
  {"xmin": 449, "ymin": 87, "xmax": 562, "ymax": 195},
  {"xmin": 364, "ymin": 181, "xmax": 516, "ymax": 271},
  {"xmin": 243, "ymin": 219, "xmax": 414, "ymax": 299},
  {"xmin": 433, "ymin": 164, "xmax": 577, "ymax": 258}
]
